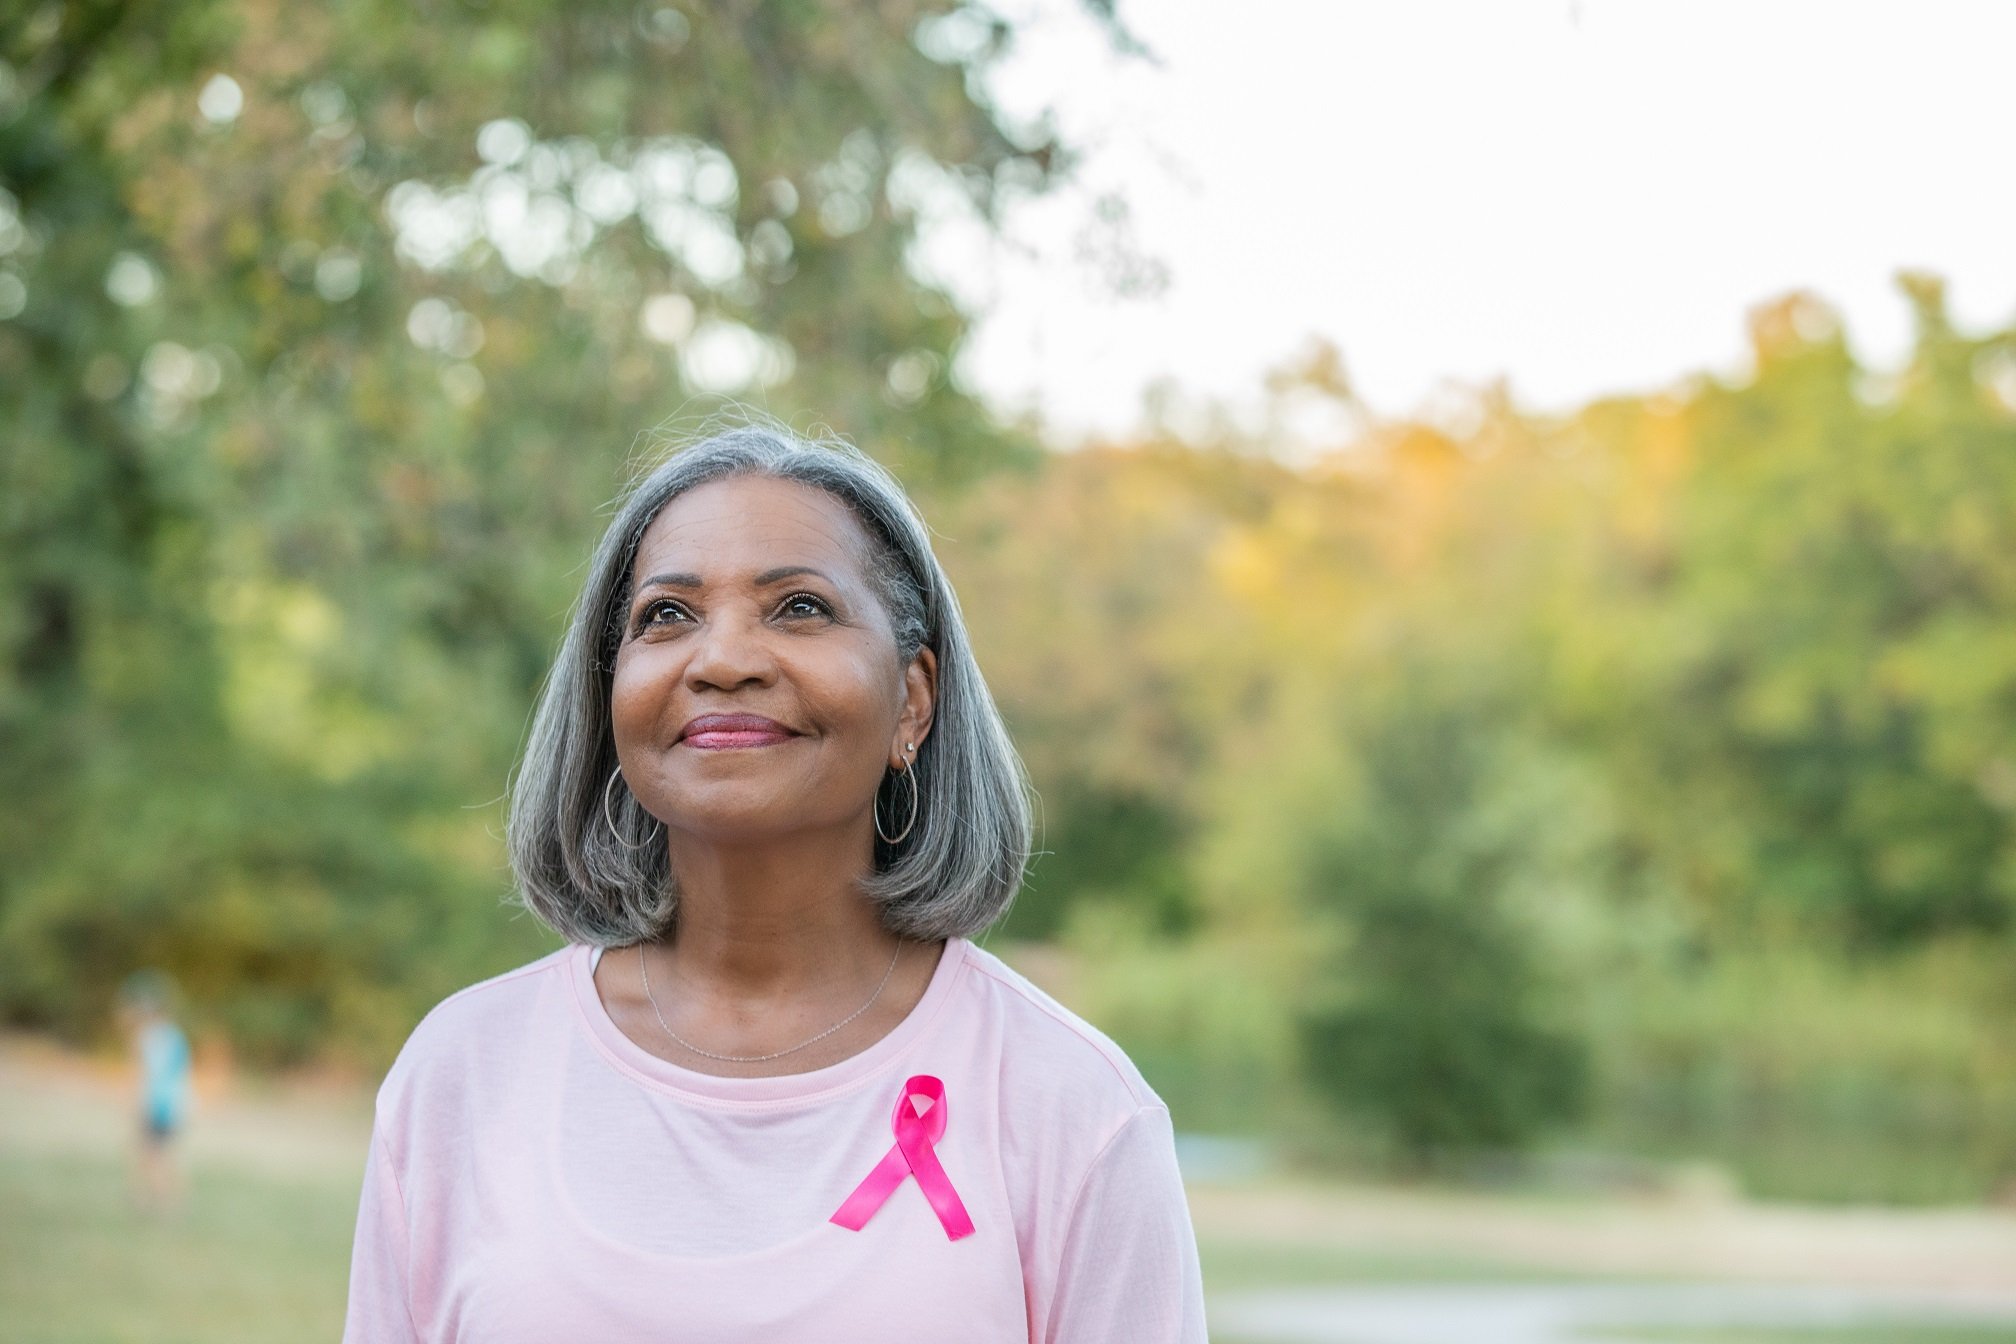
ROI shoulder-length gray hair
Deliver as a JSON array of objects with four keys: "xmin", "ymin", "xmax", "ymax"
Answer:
[{"xmin": 506, "ymin": 422, "xmax": 1032, "ymax": 947}]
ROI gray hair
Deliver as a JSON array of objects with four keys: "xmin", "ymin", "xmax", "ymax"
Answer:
[{"xmin": 506, "ymin": 421, "xmax": 1032, "ymax": 946}]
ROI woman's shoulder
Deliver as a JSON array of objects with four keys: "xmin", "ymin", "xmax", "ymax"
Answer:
[
  {"xmin": 950, "ymin": 940, "xmax": 1163, "ymax": 1117},
  {"xmin": 945, "ymin": 941, "xmax": 1176, "ymax": 1229},
  {"xmin": 374, "ymin": 944, "xmax": 578, "ymax": 1116},
  {"xmin": 424, "ymin": 942, "xmax": 576, "ymax": 1020}
]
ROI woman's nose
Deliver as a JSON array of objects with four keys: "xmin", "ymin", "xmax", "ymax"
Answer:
[{"xmin": 682, "ymin": 607, "xmax": 779, "ymax": 690}]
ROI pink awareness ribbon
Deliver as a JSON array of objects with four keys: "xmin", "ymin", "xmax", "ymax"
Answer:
[{"xmin": 829, "ymin": 1074, "xmax": 975, "ymax": 1241}]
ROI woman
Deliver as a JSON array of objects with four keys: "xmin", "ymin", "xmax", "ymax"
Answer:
[{"xmin": 342, "ymin": 424, "xmax": 1208, "ymax": 1342}]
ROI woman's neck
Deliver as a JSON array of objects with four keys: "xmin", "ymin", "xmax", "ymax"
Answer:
[{"xmin": 654, "ymin": 823, "xmax": 895, "ymax": 1000}]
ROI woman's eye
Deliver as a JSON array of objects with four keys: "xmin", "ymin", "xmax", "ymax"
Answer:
[
  {"xmin": 779, "ymin": 592, "xmax": 832, "ymax": 619},
  {"xmin": 638, "ymin": 599, "xmax": 689, "ymax": 628}
]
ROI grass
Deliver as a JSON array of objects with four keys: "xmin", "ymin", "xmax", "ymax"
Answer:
[
  {"xmin": 0, "ymin": 1148, "xmax": 358, "ymax": 1343},
  {"xmin": 0, "ymin": 1037, "xmax": 368, "ymax": 1344},
  {"xmin": 4, "ymin": 1035, "xmax": 2014, "ymax": 1343},
  {"xmin": 1582, "ymin": 1329, "xmax": 2016, "ymax": 1344},
  {"xmin": 1199, "ymin": 1236, "xmax": 1623, "ymax": 1294},
  {"xmin": 0, "ymin": 1086, "xmax": 1609, "ymax": 1340}
]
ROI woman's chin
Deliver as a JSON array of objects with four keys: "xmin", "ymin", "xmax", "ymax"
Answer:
[{"xmin": 658, "ymin": 805, "xmax": 852, "ymax": 848}]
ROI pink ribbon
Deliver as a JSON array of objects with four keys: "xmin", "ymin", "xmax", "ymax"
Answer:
[{"xmin": 829, "ymin": 1074, "xmax": 975, "ymax": 1241}]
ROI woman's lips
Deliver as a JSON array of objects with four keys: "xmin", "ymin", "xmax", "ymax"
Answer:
[
  {"xmin": 678, "ymin": 714, "xmax": 800, "ymax": 749},
  {"xmin": 681, "ymin": 728, "xmax": 795, "ymax": 750}
]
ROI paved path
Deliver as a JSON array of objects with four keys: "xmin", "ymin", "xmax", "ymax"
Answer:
[{"xmin": 1210, "ymin": 1282, "xmax": 2016, "ymax": 1344}]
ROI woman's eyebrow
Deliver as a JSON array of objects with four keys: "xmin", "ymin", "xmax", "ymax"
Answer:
[{"xmin": 635, "ymin": 565, "xmax": 836, "ymax": 591}]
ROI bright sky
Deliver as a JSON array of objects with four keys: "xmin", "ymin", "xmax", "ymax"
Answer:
[{"xmin": 929, "ymin": 0, "xmax": 2016, "ymax": 442}]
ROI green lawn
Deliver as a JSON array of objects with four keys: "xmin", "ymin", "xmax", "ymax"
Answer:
[
  {"xmin": 1583, "ymin": 1328, "xmax": 2016, "ymax": 1344},
  {"xmin": 4, "ymin": 1039, "xmax": 2013, "ymax": 1343},
  {"xmin": 1, "ymin": 1114, "xmax": 1598, "ymax": 1340},
  {"xmin": 0, "ymin": 1148, "xmax": 358, "ymax": 1343},
  {"xmin": 1199, "ymin": 1235, "xmax": 1622, "ymax": 1294}
]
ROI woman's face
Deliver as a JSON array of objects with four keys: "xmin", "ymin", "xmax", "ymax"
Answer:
[{"xmin": 609, "ymin": 474, "xmax": 935, "ymax": 846}]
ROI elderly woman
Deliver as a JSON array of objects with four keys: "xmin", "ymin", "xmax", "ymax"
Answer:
[{"xmin": 342, "ymin": 425, "xmax": 1208, "ymax": 1342}]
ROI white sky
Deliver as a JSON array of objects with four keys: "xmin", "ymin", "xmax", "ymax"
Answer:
[{"xmin": 928, "ymin": 0, "xmax": 2016, "ymax": 442}]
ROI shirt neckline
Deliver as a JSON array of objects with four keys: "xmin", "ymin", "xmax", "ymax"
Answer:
[{"xmin": 566, "ymin": 935, "xmax": 968, "ymax": 1106}]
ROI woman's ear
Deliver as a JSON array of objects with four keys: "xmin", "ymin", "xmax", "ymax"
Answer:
[{"xmin": 893, "ymin": 646, "xmax": 938, "ymax": 768}]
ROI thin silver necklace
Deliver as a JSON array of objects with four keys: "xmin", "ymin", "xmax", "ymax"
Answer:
[{"xmin": 638, "ymin": 941, "xmax": 903, "ymax": 1063}]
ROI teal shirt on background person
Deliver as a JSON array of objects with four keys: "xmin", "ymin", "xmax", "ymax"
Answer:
[{"xmin": 139, "ymin": 1020, "xmax": 191, "ymax": 1130}]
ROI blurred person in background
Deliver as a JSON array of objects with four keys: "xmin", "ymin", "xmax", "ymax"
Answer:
[
  {"xmin": 342, "ymin": 423, "xmax": 1208, "ymax": 1343},
  {"xmin": 118, "ymin": 969, "xmax": 192, "ymax": 1219}
]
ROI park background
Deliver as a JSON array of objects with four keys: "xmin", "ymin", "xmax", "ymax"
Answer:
[{"xmin": 4, "ymin": 1, "xmax": 2016, "ymax": 1340}]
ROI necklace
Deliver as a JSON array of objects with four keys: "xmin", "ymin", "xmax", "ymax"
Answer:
[{"xmin": 638, "ymin": 940, "xmax": 904, "ymax": 1064}]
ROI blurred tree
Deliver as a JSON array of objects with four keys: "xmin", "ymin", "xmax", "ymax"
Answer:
[
  {"xmin": 0, "ymin": 0, "xmax": 1114, "ymax": 1064},
  {"xmin": 6, "ymin": 0, "xmax": 2013, "ymax": 1202},
  {"xmin": 937, "ymin": 440, "xmax": 1307, "ymax": 940},
  {"xmin": 1287, "ymin": 661, "xmax": 1592, "ymax": 1167},
  {"xmin": 1560, "ymin": 285, "xmax": 2016, "ymax": 952},
  {"xmin": 1009, "ymin": 777, "xmax": 1193, "ymax": 940},
  {"xmin": 979, "ymin": 292, "xmax": 2016, "ymax": 1187}
]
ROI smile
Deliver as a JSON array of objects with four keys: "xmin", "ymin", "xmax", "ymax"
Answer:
[{"xmin": 680, "ymin": 729, "xmax": 798, "ymax": 750}]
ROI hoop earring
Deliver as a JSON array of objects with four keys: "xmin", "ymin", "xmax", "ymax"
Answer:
[
  {"xmin": 875, "ymin": 761, "xmax": 920, "ymax": 846},
  {"xmin": 603, "ymin": 766, "xmax": 660, "ymax": 851}
]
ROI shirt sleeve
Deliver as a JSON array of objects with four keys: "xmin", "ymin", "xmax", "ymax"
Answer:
[
  {"xmin": 1044, "ymin": 1104, "xmax": 1209, "ymax": 1344},
  {"xmin": 343, "ymin": 1123, "xmax": 422, "ymax": 1344}
]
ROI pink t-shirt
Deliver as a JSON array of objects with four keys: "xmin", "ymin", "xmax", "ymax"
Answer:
[{"xmin": 342, "ymin": 937, "xmax": 1208, "ymax": 1342}]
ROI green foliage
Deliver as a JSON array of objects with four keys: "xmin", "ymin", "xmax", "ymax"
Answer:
[
  {"xmin": 1009, "ymin": 779, "xmax": 1196, "ymax": 939},
  {"xmin": 1591, "ymin": 937, "xmax": 2016, "ymax": 1203},
  {"xmin": 5, "ymin": 0, "xmax": 2014, "ymax": 1207},
  {"xmin": 945, "ymin": 283, "xmax": 2016, "ymax": 1196},
  {"xmin": 1290, "ymin": 672, "xmax": 1592, "ymax": 1165},
  {"xmin": 1597, "ymin": 290, "xmax": 2016, "ymax": 950},
  {"xmin": 1, "ymin": 0, "xmax": 1076, "ymax": 1063}
]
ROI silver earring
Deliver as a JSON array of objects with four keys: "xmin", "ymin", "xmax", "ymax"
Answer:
[
  {"xmin": 875, "ymin": 756, "xmax": 920, "ymax": 845},
  {"xmin": 603, "ymin": 766, "xmax": 660, "ymax": 851}
]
